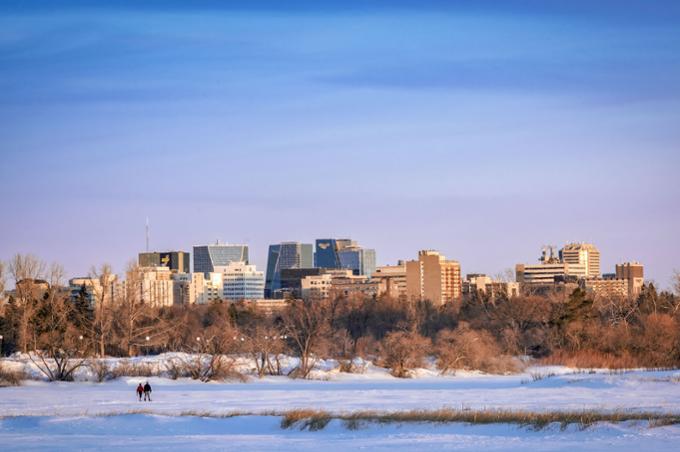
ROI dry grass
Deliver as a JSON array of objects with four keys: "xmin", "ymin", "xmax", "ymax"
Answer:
[
  {"xmin": 280, "ymin": 408, "xmax": 680, "ymax": 431},
  {"xmin": 3, "ymin": 407, "xmax": 678, "ymax": 431}
]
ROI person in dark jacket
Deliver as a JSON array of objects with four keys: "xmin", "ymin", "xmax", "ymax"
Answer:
[
  {"xmin": 143, "ymin": 381, "xmax": 152, "ymax": 402},
  {"xmin": 136, "ymin": 383, "xmax": 144, "ymax": 401}
]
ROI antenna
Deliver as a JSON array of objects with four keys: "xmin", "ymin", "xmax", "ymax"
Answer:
[{"xmin": 145, "ymin": 217, "xmax": 150, "ymax": 252}]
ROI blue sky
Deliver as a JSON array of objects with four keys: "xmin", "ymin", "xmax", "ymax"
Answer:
[{"xmin": 1, "ymin": 1, "xmax": 679, "ymax": 286}]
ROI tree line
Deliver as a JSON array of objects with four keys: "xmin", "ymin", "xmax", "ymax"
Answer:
[{"xmin": 1, "ymin": 254, "xmax": 679, "ymax": 380}]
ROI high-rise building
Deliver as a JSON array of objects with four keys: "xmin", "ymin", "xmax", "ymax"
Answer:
[
  {"xmin": 314, "ymin": 239, "xmax": 353, "ymax": 268},
  {"xmin": 406, "ymin": 250, "xmax": 462, "ymax": 305},
  {"xmin": 124, "ymin": 266, "xmax": 175, "ymax": 307},
  {"xmin": 193, "ymin": 243, "xmax": 249, "ymax": 275},
  {"xmin": 338, "ymin": 246, "xmax": 376, "ymax": 277},
  {"xmin": 315, "ymin": 238, "xmax": 376, "ymax": 276},
  {"xmin": 139, "ymin": 251, "xmax": 190, "ymax": 273},
  {"xmin": 560, "ymin": 243, "xmax": 601, "ymax": 278},
  {"xmin": 265, "ymin": 242, "xmax": 313, "ymax": 298},
  {"xmin": 216, "ymin": 262, "xmax": 265, "ymax": 301}
]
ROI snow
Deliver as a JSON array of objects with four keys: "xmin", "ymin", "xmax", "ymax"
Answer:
[
  {"xmin": 2, "ymin": 355, "xmax": 680, "ymax": 450},
  {"xmin": 1, "ymin": 415, "xmax": 679, "ymax": 451}
]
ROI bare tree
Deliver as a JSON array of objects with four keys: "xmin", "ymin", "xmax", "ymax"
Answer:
[
  {"xmin": 179, "ymin": 324, "xmax": 244, "ymax": 382},
  {"xmin": 114, "ymin": 263, "xmax": 157, "ymax": 356},
  {"xmin": 281, "ymin": 300, "xmax": 330, "ymax": 378},
  {"xmin": 9, "ymin": 254, "xmax": 46, "ymax": 353},
  {"xmin": 89, "ymin": 264, "xmax": 116, "ymax": 357},
  {"xmin": 243, "ymin": 325, "xmax": 287, "ymax": 377},
  {"xmin": 0, "ymin": 260, "xmax": 6, "ymax": 297},
  {"xmin": 28, "ymin": 265, "xmax": 89, "ymax": 381}
]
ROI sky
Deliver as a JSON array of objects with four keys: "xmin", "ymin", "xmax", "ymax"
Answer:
[{"xmin": 1, "ymin": 1, "xmax": 679, "ymax": 287}]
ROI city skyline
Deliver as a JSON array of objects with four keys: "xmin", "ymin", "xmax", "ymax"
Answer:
[{"xmin": 1, "ymin": 1, "xmax": 679, "ymax": 287}]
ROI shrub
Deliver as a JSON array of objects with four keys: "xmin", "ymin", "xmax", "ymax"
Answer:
[
  {"xmin": 435, "ymin": 325, "xmax": 521, "ymax": 374},
  {"xmin": 0, "ymin": 362, "xmax": 26, "ymax": 386},
  {"xmin": 164, "ymin": 357, "xmax": 192, "ymax": 380},
  {"xmin": 354, "ymin": 335, "xmax": 380, "ymax": 360},
  {"xmin": 89, "ymin": 360, "xmax": 114, "ymax": 382},
  {"xmin": 111, "ymin": 360, "xmax": 157, "ymax": 378},
  {"xmin": 378, "ymin": 331, "xmax": 430, "ymax": 378}
]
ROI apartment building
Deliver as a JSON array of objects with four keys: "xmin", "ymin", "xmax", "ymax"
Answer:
[{"xmin": 405, "ymin": 250, "xmax": 462, "ymax": 305}]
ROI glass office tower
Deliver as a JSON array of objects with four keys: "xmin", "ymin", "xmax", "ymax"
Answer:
[
  {"xmin": 193, "ymin": 243, "xmax": 249, "ymax": 275},
  {"xmin": 264, "ymin": 242, "xmax": 313, "ymax": 297}
]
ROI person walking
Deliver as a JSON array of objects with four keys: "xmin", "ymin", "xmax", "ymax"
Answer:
[
  {"xmin": 136, "ymin": 383, "xmax": 144, "ymax": 402},
  {"xmin": 143, "ymin": 381, "xmax": 152, "ymax": 402}
]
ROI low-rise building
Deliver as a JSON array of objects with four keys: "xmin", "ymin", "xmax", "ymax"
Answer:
[
  {"xmin": 462, "ymin": 274, "xmax": 520, "ymax": 299},
  {"xmin": 172, "ymin": 272, "xmax": 223, "ymax": 305},
  {"xmin": 372, "ymin": 262, "xmax": 408, "ymax": 300},
  {"xmin": 69, "ymin": 274, "xmax": 118, "ymax": 307},
  {"xmin": 582, "ymin": 262, "xmax": 644, "ymax": 299}
]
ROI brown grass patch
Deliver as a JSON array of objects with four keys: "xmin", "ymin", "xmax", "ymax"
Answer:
[{"xmin": 280, "ymin": 408, "xmax": 680, "ymax": 431}]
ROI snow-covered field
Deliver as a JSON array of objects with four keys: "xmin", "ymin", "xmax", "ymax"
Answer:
[
  {"xmin": 2, "ymin": 355, "xmax": 680, "ymax": 450},
  {"xmin": 2, "ymin": 415, "xmax": 680, "ymax": 451}
]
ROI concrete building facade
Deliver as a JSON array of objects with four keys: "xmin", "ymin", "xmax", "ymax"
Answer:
[
  {"xmin": 462, "ymin": 274, "xmax": 520, "ymax": 299},
  {"xmin": 372, "ymin": 262, "xmax": 408, "ymax": 300},
  {"xmin": 406, "ymin": 250, "xmax": 462, "ymax": 305},
  {"xmin": 560, "ymin": 243, "xmax": 601, "ymax": 278}
]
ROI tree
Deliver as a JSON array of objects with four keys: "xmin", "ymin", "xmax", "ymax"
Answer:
[
  {"xmin": 281, "ymin": 300, "xmax": 330, "ymax": 378},
  {"xmin": 8, "ymin": 254, "xmax": 46, "ymax": 353},
  {"xmin": 113, "ymin": 263, "xmax": 172, "ymax": 356},
  {"xmin": 184, "ymin": 323, "xmax": 243, "ymax": 382},
  {"xmin": 28, "ymin": 267, "xmax": 89, "ymax": 381},
  {"xmin": 89, "ymin": 264, "xmax": 117, "ymax": 357},
  {"xmin": 243, "ymin": 324, "xmax": 287, "ymax": 377}
]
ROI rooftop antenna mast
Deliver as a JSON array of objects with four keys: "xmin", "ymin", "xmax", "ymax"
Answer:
[{"xmin": 145, "ymin": 217, "xmax": 150, "ymax": 252}]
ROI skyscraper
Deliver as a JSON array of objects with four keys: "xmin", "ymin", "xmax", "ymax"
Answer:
[
  {"xmin": 314, "ymin": 238, "xmax": 376, "ymax": 276},
  {"xmin": 193, "ymin": 243, "xmax": 249, "ymax": 275},
  {"xmin": 338, "ymin": 246, "xmax": 376, "ymax": 277},
  {"xmin": 314, "ymin": 239, "xmax": 351, "ymax": 268},
  {"xmin": 264, "ymin": 242, "xmax": 313, "ymax": 298}
]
